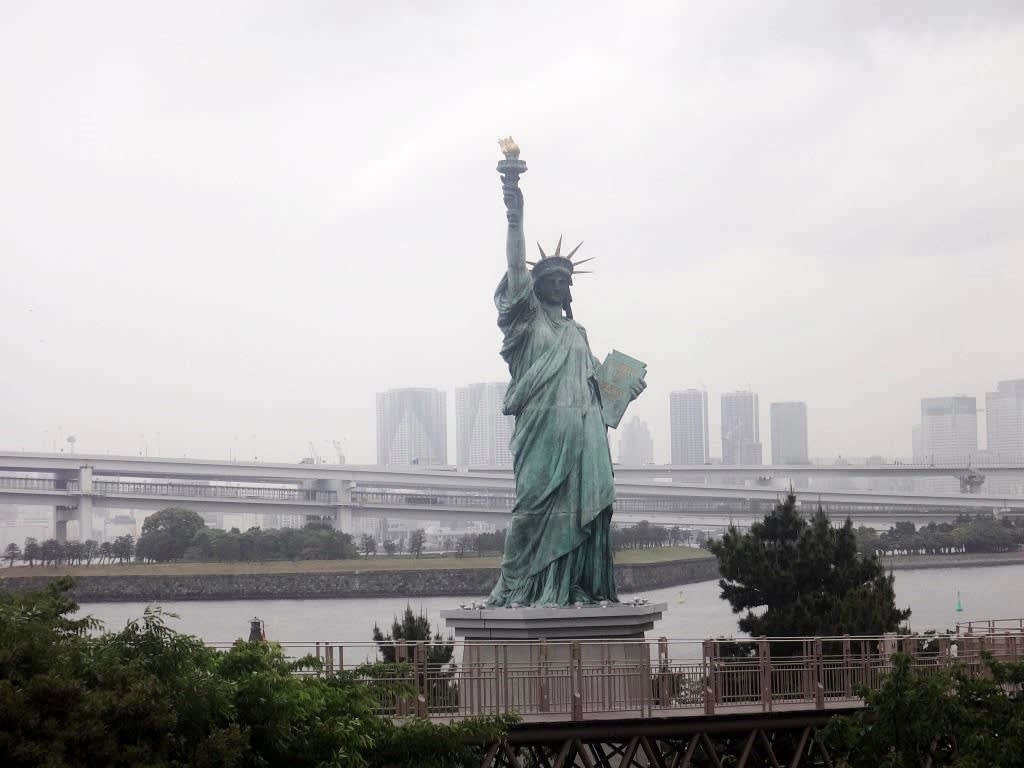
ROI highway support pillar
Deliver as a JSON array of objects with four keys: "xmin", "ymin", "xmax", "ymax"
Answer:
[{"xmin": 76, "ymin": 466, "xmax": 94, "ymax": 541}]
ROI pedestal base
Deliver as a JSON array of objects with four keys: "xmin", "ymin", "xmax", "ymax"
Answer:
[
  {"xmin": 441, "ymin": 603, "xmax": 667, "ymax": 717},
  {"xmin": 443, "ymin": 602, "xmax": 665, "ymax": 640}
]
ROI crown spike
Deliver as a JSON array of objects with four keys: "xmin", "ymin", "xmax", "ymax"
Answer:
[
  {"xmin": 536, "ymin": 242, "xmax": 547, "ymax": 259},
  {"xmin": 553, "ymin": 235, "xmax": 563, "ymax": 257},
  {"xmin": 526, "ymin": 260, "xmax": 537, "ymax": 267},
  {"xmin": 573, "ymin": 270, "xmax": 593, "ymax": 274},
  {"xmin": 571, "ymin": 256, "xmax": 595, "ymax": 266},
  {"xmin": 566, "ymin": 241, "xmax": 584, "ymax": 260}
]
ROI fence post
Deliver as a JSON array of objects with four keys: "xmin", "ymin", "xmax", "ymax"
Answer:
[
  {"xmin": 640, "ymin": 641, "xmax": 652, "ymax": 717},
  {"xmin": 702, "ymin": 639, "xmax": 715, "ymax": 716},
  {"xmin": 571, "ymin": 641, "xmax": 583, "ymax": 721},
  {"xmin": 502, "ymin": 644, "xmax": 510, "ymax": 714},
  {"xmin": 539, "ymin": 640, "xmax": 550, "ymax": 713},
  {"xmin": 414, "ymin": 642, "xmax": 427, "ymax": 718},
  {"xmin": 493, "ymin": 644, "xmax": 501, "ymax": 716},
  {"xmin": 657, "ymin": 637, "xmax": 669, "ymax": 706},
  {"xmin": 325, "ymin": 643, "xmax": 334, "ymax": 675},
  {"xmin": 842, "ymin": 636, "xmax": 852, "ymax": 698},
  {"xmin": 758, "ymin": 637, "xmax": 771, "ymax": 712},
  {"xmin": 938, "ymin": 635, "xmax": 950, "ymax": 669},
  {"xmin": 814, "ymin": 638, "xmax": 824, "ymax": 710}
]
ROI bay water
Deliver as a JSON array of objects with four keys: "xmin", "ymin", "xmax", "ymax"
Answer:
[{"xmin": 77, "ymin": 563, "xmax": 1024, "ymax": 656}]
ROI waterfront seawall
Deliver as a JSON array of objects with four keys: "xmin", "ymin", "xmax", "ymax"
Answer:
[{"xmin": 0, "ymin": 557, "xmax": 720, "ymax": 603}]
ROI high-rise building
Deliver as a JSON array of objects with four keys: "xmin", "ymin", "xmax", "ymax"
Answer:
[
  {"xmin": 721, "ymin": 391, "xmax": 762, "ymax": 465},
  {"xmin": 669, "ymin": 389, "xmax": 709, "ymax": 464},
  {"xmin": 911, "ymin": 424, "xmax": 924, "ymax": 461},
  {"xmin": 770, "ymin": 402, "xmax": 809, "ymax": 465},
  {"xmin": 376, "ymin": 388, "xmax": 447, "ymax": 466},
  {"xmin": 618, "ymin": 416, "xmax": 654, "ymax": 465},
  {"xmin": 985, "ymin": 379, "xmax": 1024, "ymax": 461},
  {"xmin": 920, "ymin": 396, "xmax": 977, "ymax": 464},
  {"xmin": 455, "ymin": 382, "xmax": 514, "ymax": 467}
]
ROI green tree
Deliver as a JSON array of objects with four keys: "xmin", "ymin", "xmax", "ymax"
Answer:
[
  {"xmin": 710, "ymin": 493, "xmax": 911, "ymax": 640},
  {"xmin": 0, "ymin": 579, "xmax": 505, "ymax": 768},
  {"xmin": 408, "ymin": 528, "xmax": 426, "ymax": 558},
  {"xmin": 112, "ymin": 534, "xmax": 135, "ymax": 563},
  {"xmin": 823, "ymin": 654, "xmax": 1024, "ymax": 767},
  {"xmin": 22, "ymin": 537, "xmax": 40, "ymax": 567},
  {"xmin": 360, "ymin": 534, "xmax": 377, "ymax": 559},
  {"xmin": 136, "ymin": 507, "xmax": 206, "ymax": 562},
  {"xmin": 372, "ymin": 605, "xmax": 454, "ymax": 667},
  {"xmin": 3, "ymin": 543, "xmax": 20, "ymax": 567},
  {"xmin": 40, "ymin": 538, "xmax": 61, "ymax": 566}
]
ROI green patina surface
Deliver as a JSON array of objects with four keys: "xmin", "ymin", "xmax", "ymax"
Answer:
[{"xmin": 488, "ymin": 142, "xmax": 644, "ymax": 607}]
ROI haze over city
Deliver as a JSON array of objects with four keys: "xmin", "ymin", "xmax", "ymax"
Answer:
[{"xmin": 2, "ymin": 2, "xmax": 1022, "ymax": 464}]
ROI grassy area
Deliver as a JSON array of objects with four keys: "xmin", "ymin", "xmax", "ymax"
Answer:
[
  {"xmin": 0, "ymin": 546, "xmax": 708, "ymax": 579},
  {"xmin": 616, "ymin": 546, "xmax": 712, "ymax": 564}
]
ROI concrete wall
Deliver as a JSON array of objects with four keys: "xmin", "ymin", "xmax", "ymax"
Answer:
[{"xmin": 0, "ymin": 557, "xmax": 719, "ymax": 603}]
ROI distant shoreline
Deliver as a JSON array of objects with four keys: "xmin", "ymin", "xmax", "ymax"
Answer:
[
  {"xmin": 0, "ymin": 553, "xmax": 720, "ymax": 603},
  {"xmin": 3, "ymin": 550, "xmax": 1021, "ymax": 602},
  {"xmin": 882, "ymin": 550, "xmax": 1024, "ymax": 571}
]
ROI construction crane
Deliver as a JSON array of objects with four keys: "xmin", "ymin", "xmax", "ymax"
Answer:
[
  {"xmin": 331, "ymin": 440, "xmax": 346, "ymax": 465},
  {"xmin": 306, "ymin": 442, "xmax": 321, "ymax": 465}
]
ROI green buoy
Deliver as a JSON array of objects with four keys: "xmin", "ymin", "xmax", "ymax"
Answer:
[{"xmin": 955, "ymin": 590, "xmax": 964, "ymax": 613}]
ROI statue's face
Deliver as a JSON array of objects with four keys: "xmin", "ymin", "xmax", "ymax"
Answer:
[{"xmin": 535, "ymin": 273, "xmax": 571, "ymax": 306}]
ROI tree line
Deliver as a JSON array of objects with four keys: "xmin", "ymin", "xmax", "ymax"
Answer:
[
  {"xmin": 0, "ymin": 578, "xmax": 506, "ymax": 768},
  {"xmin": 4, "ymin": 536, "xmax": 136, "ymax": 568},
  {"xmin": 4, "ymin": 507, "xmax": 360, "ymax": 566},
  {"xmin": 357, "ymin": 529, "xmax": 507, "ymax": 559},
  {"xmin": 613, "ymin": 520, "xmax": 706, "ymax": 550},
  {"xmin": 354, "ymin": 523, "xmax": 708, "ymax": 561},
  {"xmin": 856, "ymin": 515, "xmax": 1024, "ymax": 557}
]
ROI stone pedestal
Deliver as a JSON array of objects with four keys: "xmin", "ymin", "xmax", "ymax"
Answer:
[{"xmin": 442, "ymin": 603, "xmax": 666, "ymax": 717}]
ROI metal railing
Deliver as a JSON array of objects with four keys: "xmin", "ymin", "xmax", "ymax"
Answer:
[
  {"xmin": 63, "ymin": 479, "xmax": 337, "ymax": 504},
  {"xmin": 0, "ymin": 476, "xmax": 57, "ymax": 491},
  {"xmin": 957, "ymin": 617, "xmax": 1024, "ymax": 634},
  {"xmin": 224, "ymin": 627, "xmax": 1024, "ymax": 722}
]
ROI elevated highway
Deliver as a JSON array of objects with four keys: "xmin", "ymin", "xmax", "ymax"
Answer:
[{"xmin": 1, "ymin": 451, "xmax": 1023, "ymax": 541}]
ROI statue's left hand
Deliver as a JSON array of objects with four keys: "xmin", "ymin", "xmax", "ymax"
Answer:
[{"xmin": 629, "ymin": 376, "xmax": 647, "ymax": 401}]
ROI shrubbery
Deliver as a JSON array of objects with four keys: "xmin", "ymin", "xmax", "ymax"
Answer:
[{"xmin": 0, "ymin": 579, "xmax": 508, "ymax": 767}]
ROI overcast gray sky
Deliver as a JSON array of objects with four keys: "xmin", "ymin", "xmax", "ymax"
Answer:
[{"xmin": 1, "ymin": 1, "xmax": 1021, "ymax": 465}]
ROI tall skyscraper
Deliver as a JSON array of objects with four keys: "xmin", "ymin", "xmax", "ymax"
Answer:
[
  {"xmin": 721, "ymin": 390, "xmax": 762, "ymax": 465},
  {"xmin": 455, "ymin": 382, "xmax": 514, "ymax": 467},
  {"xmin": 920, "ymin": 396, "xmax": 977, "ymax": 464},
  {"xmin": 669, "ymin": 389, "xmax": 709, "ymax": 464},
  {"xmin": 770, "ymin": 402, "xmax": 809, "ymax": 465},
  {"xmin": 618, "ymin": 416, "xmax": 654, "ymax": 465},
  {"xmin": 985, "ymin": 379, "xmax": 1024, "ymax": 461},
  {"xmin": 376, "ymin": 388, "xmax": 447, "ymax": 466}
]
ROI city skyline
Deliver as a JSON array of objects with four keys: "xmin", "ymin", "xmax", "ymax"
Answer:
[
  {"xmin": 455, "ymin": 382, "xmax": 514, "ymax": 467},
  {"xmin": 669, "ymin": 389, "xmax": 710, "ymax": 465},
  {"xmin": 721, "ymin": 391, "xmax": 762, "ymax": 466},
  {"xmin": 770, "ymin": 402, "xmax": 810, "ymax": 465},
  {"xmin": 12, "ymin": 376, "xmax": 1024, "ymax": 467},
  {"xmin": 375, "ymin": 388, "xmax": 447, "ymax": 466},
  {"xmin": 2, "ymin": 4, "xmax": 1022, "ymax": 467}
]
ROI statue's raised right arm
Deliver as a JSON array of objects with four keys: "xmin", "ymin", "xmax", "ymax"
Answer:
[{"xmin": 498, "ymin": 137, "xmax": 529, "ymax": 296}]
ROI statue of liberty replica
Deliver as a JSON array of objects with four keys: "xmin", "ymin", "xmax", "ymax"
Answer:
[{"xmin": 487, "ymin": 138, "xmax": 647, "ymax": 608}]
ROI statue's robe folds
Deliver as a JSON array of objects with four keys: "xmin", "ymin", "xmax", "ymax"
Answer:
[{"xmin": 486, "ymin": 274, "xmax": 617, "ymax": 607}]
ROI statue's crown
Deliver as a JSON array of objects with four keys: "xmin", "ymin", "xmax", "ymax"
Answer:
[{"xmin": 527, "ymin": 236, "xmax": 593, "ymax": 280}]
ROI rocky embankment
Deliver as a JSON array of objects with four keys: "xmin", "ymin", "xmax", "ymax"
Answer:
[
  {"xmin": 882, "ymin": 550, "xmax": 1024, "ymax": 570},
  {"xmin": 0, "ymin": 556, "xmax": 720, "ymax": 603}
]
